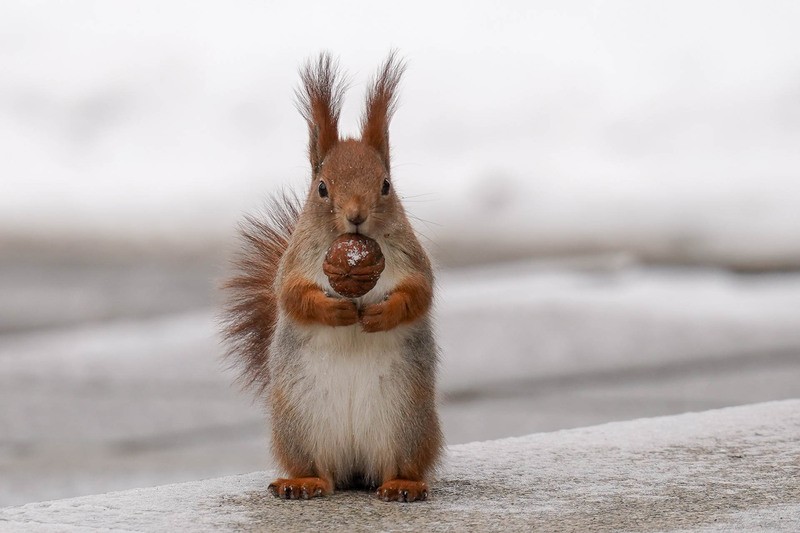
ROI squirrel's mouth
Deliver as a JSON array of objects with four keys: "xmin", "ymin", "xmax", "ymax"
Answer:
[{"xmin": 343, "ymin": 221, "xmax": 369, "ymax": 237}]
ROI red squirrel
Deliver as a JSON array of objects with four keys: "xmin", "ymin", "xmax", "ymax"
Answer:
[{"xmin": 223, "ymin": 52, "xmax": 442, "ymax": 502}]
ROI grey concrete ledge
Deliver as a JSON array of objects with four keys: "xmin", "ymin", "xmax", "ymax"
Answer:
[{"xmin": 2, "ymin": 400, "xmax": 799, "ymax": 532}]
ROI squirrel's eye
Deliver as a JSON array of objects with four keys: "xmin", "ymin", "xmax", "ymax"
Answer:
[
  {"xmin": 318, "ymin": 181, "xmax": 328, "ymax": 198},
  {"xmin": 381, "ymin": 178, "xmax": 391, "ymax": 196}
]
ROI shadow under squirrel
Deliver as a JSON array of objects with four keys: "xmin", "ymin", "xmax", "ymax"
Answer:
[{"xmin": 222, "ymin": 52, "xmax": 443, "ymax": 502}]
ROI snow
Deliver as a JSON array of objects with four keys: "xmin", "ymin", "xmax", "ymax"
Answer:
[
  {"xmin": 3, "ymin": 265, "xmax": 798, "ymax": 398},
  {"xmin": 1, "ymin": 400, "xmax": 798, "ymax": 531},
  {"xmin": 346, "ymin": 244, "xmax": 368, "ymax": 267},
  {"xmin": 329, "ymin": 239, "xmax": 371, "ymax": 268},
  {"xmin": 2, "ymin": 2, "xmax": 800, "ymax": 266},
  {"xmin": 436, "ymin": 263, "xmax": 800, "ymax": 394}
]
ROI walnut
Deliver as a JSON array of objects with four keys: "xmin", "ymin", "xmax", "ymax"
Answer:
[{"xmin": 323, "ymin": 233, "xmax": 385, "ymax": 298}]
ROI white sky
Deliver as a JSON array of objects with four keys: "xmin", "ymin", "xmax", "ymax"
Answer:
[{"xmin": 1, "ymin": 1, "xmax": 799, "ymax": 256}]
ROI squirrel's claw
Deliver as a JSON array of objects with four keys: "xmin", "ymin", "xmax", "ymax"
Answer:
[
  {"xmin": 376, "ymin": 479, "xmax": 429, "ymax": 502},
  {"xmin": 269, "ymin": 477, "xmax": 331, "ymax": 500}
]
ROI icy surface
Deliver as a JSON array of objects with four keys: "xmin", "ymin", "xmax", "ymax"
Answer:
[{"xmin": 1, "ymin": 401, "xmax": 798, "ymax": 532}]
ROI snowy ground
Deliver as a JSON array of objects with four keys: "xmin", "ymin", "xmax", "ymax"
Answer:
[
  {"xmin": 2, "ymin": 254, "xmax": 799, "ymax": 507},
  {"xmin": 2, "ymin": 401, "xmax": 798, "ymax": 532}
]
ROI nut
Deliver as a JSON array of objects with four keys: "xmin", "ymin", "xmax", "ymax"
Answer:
[{"xmin": 323, "ymin": 233, "xmax": 385, "ymax": 298}]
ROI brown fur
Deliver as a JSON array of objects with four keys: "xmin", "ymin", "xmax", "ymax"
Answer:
[
  {"xmin": 361, "ymin": 50, "xmax": 405, "ymax": 168},
  {"xmin": 280, "ymin": 274, "xmax": 358, "ymax": 327},
  {"xmin": 295, "ymin": 53, "xmax": 347, "ymax": 175},
  {"xmin": 221, "ymin": 192, "xmax": 300, "ymax": 393},
  {"xmin": 395, "ymin": 376, "xmax": 443, "ymax": 482},
  {"xmin": 269, "ymin": 383, "xmax": 321, "ymax": 483},
  {"xmin": 359, "ymin": 272, "xmax": 432, "ymax": 332}
]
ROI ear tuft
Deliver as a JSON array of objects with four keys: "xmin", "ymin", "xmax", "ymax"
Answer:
[
  {"xmin": 360, "ymin": 51, "xmax": 406, "ymax": 171},
  {"xmin": 295, "ymin": 52, "xmax": 348, "ymax": 175}
]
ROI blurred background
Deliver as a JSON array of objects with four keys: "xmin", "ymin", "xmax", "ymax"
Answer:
[{"xmin": 1, "ymin": 0, "xmax": 799, "ymax": 507}]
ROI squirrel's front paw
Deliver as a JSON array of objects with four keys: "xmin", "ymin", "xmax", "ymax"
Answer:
[
  {"xmin": 359, "ymin": 301, "xmax": 401, "ymax": 332},
  {"xmin": 320, "ymin": 297, "xmax": 358, "ymax": 327}
]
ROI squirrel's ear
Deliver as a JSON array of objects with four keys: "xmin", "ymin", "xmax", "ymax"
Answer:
[
  {"xmin": 295, "ymin": 53, "xmax": 347, "ymax": 175},
  {"xmin": 360, "ymin": 51, "xmax": 406, "ymax": 171}
]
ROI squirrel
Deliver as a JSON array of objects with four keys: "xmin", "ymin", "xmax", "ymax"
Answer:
[{"xmin": 222, "ymin": 52, "xmax": 443, "ymax": 503}]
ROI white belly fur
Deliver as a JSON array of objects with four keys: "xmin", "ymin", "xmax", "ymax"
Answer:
[
  {"xmin": 288, "ymin": 247, "xmax": 409, "ymax": 484},
  {"xmin": 290, "ymin": 323, "xmax": 410, "ymax": 484}
]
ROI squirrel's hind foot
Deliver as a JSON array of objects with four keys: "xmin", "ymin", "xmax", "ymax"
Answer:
[
  {"xmin": 268, "ymin": 477, "xmax": 331, "ymax": 500},
  {"xmin": 376, "ymin": 479, "xmax": 428, "ymax": 502}
]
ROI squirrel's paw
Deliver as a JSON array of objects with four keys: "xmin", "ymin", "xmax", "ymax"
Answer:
[
  {"xmin": 268, "ymin": 477, "xmax": 331, "ymax": 500},
  {"xmin": 359, "ymin": 302, "xmax": 401, "ymax": 332},
  {"xmin": 321, "ymin": 298, "xmax": 358, "ymax": 327},
  {"xmin": 376, "ymin": 479, "xmax": 428, "ymax": 502}
]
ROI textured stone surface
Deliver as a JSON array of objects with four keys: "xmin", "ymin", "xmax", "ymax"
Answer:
[{"xmin": 2, "ymin": 401, "xmax": 798, "ymax": 532}]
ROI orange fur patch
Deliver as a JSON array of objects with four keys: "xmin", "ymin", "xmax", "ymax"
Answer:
[
  {"xmin": 280, "ymin": 275, "xmax": 358, "ymax": 327},
  {"xmin": 359, "ymin": 273, "xmax": 432, "ymax": 332}
]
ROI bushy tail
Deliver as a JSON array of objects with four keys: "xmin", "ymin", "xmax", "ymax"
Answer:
[{"xmin": 221, "ymin": 191, "xmax": 301, "ymax": 395}]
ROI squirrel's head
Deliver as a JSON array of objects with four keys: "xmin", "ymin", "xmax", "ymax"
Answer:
[{"xmin": 296, "ymin": 52, "xmax": 406, "ymax": 239}]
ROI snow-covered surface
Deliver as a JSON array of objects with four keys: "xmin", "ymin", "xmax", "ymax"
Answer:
[
  {"xmin": 3, "ymin": 264, "xmax": 799, "ymax": 401},
  {"xmin": 437, "ymin": 262, "xmax": 800, "ymax": 394},
  {"xmin": 2, "ymin": 263, "xmax": 799, "ymax": 506},
  {"xmin": 2, "ymin": 2, "xmax": 800, "ymax": 266},
  {"xmin": 1, "ymin": 400, "xmax": 798, "ymax": 532}
]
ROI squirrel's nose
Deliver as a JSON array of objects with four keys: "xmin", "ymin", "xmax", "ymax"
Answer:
[
  {"xmin": 346, "ymin": 212, "xmax": 366, "ymax": 226},
  {"xmin": 344, "ymin": 201, "xmax": 367, "ymax": 226}
]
